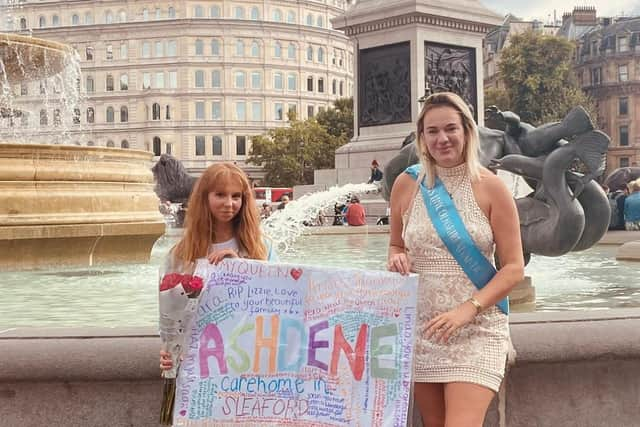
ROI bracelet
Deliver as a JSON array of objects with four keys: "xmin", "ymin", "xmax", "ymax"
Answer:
[{"xmin": 467, "ymin": 297, "xmax": 483, "ymax": 314}]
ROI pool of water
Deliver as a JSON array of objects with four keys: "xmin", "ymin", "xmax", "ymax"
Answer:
[{"xmin": 1, "ymin": 233, "xmax": 639, "ymax": 328}]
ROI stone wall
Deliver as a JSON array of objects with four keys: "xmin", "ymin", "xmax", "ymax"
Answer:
[{"xmin": 1, "ymin": 310, "xmax": 639, "ymax": 427}]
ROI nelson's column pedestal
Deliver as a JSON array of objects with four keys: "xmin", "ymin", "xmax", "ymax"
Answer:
[{"xmin": 313, "ymin": 0, "xmax": 502, "ymax": 187}]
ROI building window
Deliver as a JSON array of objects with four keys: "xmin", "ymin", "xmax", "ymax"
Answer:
[
  {"xmin": 120, "ymin": 74, "xmax": 128, "ymax": 90},
  {"xmin": 106, "ymin": 74, "xmax": 114, "ymax": 91},
  {"xmin": 318, "ymin": 47, "xmax": 324, "ymax": 63},
  {"xmin": 212, "ymin": 136, "xmax": 223, "ymax": 155},
  {"xmin": 107, "ymin": 140, "xmax": 115, "ymax": 148},
  {"xmin": 85, "ymin": 46, "xmax": 94, "ymax": 61},
  {"xmin": 619, "ymin": 97, "xmax": 629, "ymax": 116},
  {"xmin": 153, "ymin": 137, "xmax": 162, "ymax": 156},
  {"xmin": 210, "ymin": 5, "xmax": 220, "ymax": 18},
  {"xmin": 106, "ymin": 107, "xmax": 115, "ymax": 123},
  {"xmin": 195, "ymin": 136, "xmax": 206, "ymax": 155},
  {"xmin": 53, "ymin": 109, "xmax": 61, "ymax": 126},
  {"xmin": 318, "ymin": 78, "xmax": 324, "ymax": 93},
  {"xmin": 72, "ymin": 15, "xmax": 79, "ymax": 26},
  {"xmin": 236, "ymin": 40, "xmax": 245, "ymax": 56},
  {"xmin": 332, "ymin": 79, "xmax": 337, "ymax": 95},
  {"xmin": 620, "ymin": 157, "xmax": 630, "ymax": 168},
  {"xmin": 307, "ymin": 77, "xmax": 313, "ymax": 92},
  {"xmin": 118, "ymin": 10, "xmax": 127, "ymax": 23},
  {"xmin": 236, "ymin": 136, "xmax": 246, "ymax": 156},
  {"xmin": 142, "ymin": 8, "xmax": 149, "ymax": 21},
  {"xmin": 317, "ymin": 15, "xmax": 323, "ymax": 27},
  {"xmin": 73, "ymin": 108, "xmax": 81, "ymax": 124},
  {"xmin": 195, "ymin": 101, "xmax": 205, "ymax": 120},
  {"xmin": 234, "ymin": 6, "xmax": 245, "ymax": 19},
  {"xmin": 142, "ymin": 73, "xmax": 151, "ymax": 89},
  {"xmin": 86, "ymin": 76, "xmax": 94, "ymax": 92},
  {"xmin": 120, "ymin": 43, "xmax": 128, "ymax": 59},
  {"xmin": 288, "ymin": 43, "xmax": 296, "ymax": 59},
  {"xmin": 619, "ymin": 37, "xmax": 629, "ymax": 53},
  {"xmin": 166, "ymin": 105, "xmax": 171, "ymax": 120},
  {"xmin": 194, "ymin": 5, "xmax": 204, "ymax": 18},
  {"xmin": 251, "ymin": 41, "xmax": 259, "ymax": 57},
  {"xmin": 85, "ymin": 12, "xmax": 93, "ymax": 24},
  {"xmin": 168, "ymin": 7, "xmax": 176, "ymax": 18},
  {"xmin": 273, "ymin": 9, "xmax": 282, "ymax": 22},
  {"xmin": 211, "ymin": 39, "xmax": 221, "ymax": 56},
  {"xmin": 106, "ymin": 45, "xmax": 113, "ymax": 60},
  {"xmin": 195, "ymin": 39, "xmax": 204, "ymax": 55},
  {"xmin": 307, "ymin": 105, "xmax": 314, "ymax": 118},
  {"xmin": 288, "ymin": 104, "xmax": 297, "ymax": 117},
  {"xmin": 120, "ymin": 106, "xmax": 128, "ymax": 122},
  {"xmin": 251, "ymin": 7, "xmax": 260, "ymax": 20},
  {"xmin": 274, "ymin": 72, "xmax": 283, "ymax": 90},
  {"xmin": 274, "ymin": 103, "xmax": 283, "ymax": 120},
  {"xmin": 104, "ymin": 11, "xmax": 112, "ymax": 24},
  {"xmin": 87, "ymin": 107, "xmax": 94, "ymax": 123},
  {"xmin": 252, "ymin": 102, "xmax": 262, "ymax": 121},
  {"xmin": 155, "ymin": 8, "xmax": 162, "ymax": 19},
  {"xmin": 212, "ymin": 70, "xmax": 221, "ymax": 88},
  {"xmin": 52, "ymin": 15, "xmax": 60, "ymax": 26},
  {"xmin": 167, "ymin": 40, "xmax": 177, "ymax": 56},
  {"xmin": 287, "ymin": 73, "xmax": 297, "ymax": 91},
  {"xmin": 620, "ymin": 126, "xmax": 629, "ymax": 146},
  {"xmin": 236, "ymin": 101, "xmax": 246, "ymax": 120},
  {"xmin": 212, "ymin": 101, "xmax": 222, "ymax": 120},
  {"xmin": 40, "ymin": 109, "xmax": 48, "ymax": 126},
  {"xmin": 155, "ymin": 72, "xmax": 164, "ymax": 88},
  {"xmin": 142, "ymin": 42, "xmax": 151, "ymax": 58},
  {"xmin": 618, "ymin": 64, "xmax": 628, "ymax": 82},
  {"xmin": 339, "ymin": 81, "xmax": 344, "ymax": 96},
  {"xmin": 39, "ymin": 16, "xmax": 46, "ymax": 28},
  {"xmin": 251, "ymin": 72, "xmax": 261, "ymax": 89},
  {"xmin": 152, "ymin": 103, "xmax": 161, "ymax": 120},
  {"xmin": 306, "ymin": 14, "xmax": 313, "ymax": 26},
  {"xmin": 287, "ymin": 11, "xmax": 296, "ymax": 23},
  {"xmin": 121, "ymin": 140, "xmax": 129, "ymax": 149},
  {"xmin": 307, "ymin": 46, "xmax": 313, "ymax": 61},
  {"xmin": 155, "ymin": 41, "xmax": 164, "ymax": 57},
  {"xmin": 195, "ymin": 70, "xmax": 205, "ymax": 88},
  {"xmin": 274, "ymin": 42, "xmax": 282, "ymax": 58},
  {"xmin": 235, "ymin": 71, "xmax": 246, "ymax": 88},
  {"xmin": 591, "ymin": 67, "xmax": 601, "ymax": 85},
  {"xmin": 168, "ymin": 71, "xmax": 177, "ymax": 89}
]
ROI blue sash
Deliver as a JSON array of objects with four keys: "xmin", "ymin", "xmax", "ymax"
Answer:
[{"xmin": 405, "ymin": 164, "xmax": 508, "ymax": 314}]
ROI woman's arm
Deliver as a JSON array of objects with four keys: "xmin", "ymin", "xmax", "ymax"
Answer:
[
  {"xmin": 472, "ymin": 173, "xmax": 525, "ymax": 310},
  {"xmin": 387, "ymin": 173, "xmax": 414, "ymax": 275}
]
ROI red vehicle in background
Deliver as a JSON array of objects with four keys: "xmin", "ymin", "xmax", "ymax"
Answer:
[{"xmin": 254, "ymin": 187, "xmax": 293, "ymax": 205}]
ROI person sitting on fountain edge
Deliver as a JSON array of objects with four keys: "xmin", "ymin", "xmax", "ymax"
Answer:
[
  {"xmin": 624, "ymin": 179, "xmax": 640, "ymax": 231},
  {"xmin": 387, "ymin": 92, "xmax": 524, "ymax": 427},
  {"xmin": 345, "ymin": 195, "xmax": 366, "ymax": 226}
]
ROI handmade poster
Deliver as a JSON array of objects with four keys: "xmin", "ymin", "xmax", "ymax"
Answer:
[{"xmin": 173, "ymin": 258, "xmax": 419, "ymax": 427}]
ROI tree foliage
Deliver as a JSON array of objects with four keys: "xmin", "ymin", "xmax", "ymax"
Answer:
[
  {"xmin": 490, "ymin": 30, "xmax": 596, "ymax": 126},
  {"xmin": 248, "ymin": 98, "xmax": 353, "ymax": 186}
]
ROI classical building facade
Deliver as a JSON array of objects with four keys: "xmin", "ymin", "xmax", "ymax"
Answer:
[
  {"xmin": 1, "ymin": 0, "xmax": 354, "ymax": 177},
  {"xmin": 574, "ymin": 14, "xmax": 640, "ymax": 170}
]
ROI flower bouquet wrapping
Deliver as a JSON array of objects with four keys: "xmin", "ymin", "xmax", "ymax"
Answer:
[{"xmin": 158, "ymin": 262, "xmax": 205, "ymax": 425}]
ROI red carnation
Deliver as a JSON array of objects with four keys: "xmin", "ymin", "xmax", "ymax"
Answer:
[
  {"xmin": 160, "ymin": 273, "xmax": 184, "ymax": 291},
  {"xmin": 183, "ymin": 275, "xmax": 204, "ymax": 295}
]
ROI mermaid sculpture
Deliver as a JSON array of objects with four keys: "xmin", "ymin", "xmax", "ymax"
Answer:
[{"xmin": 383, "ymin": 106, "xmax": 611, "ymax": 261}]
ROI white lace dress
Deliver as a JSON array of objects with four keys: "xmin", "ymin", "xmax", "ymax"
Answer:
[{"xmin": 402, "ymin": 164, "xmax": 509, "ymax": 392}]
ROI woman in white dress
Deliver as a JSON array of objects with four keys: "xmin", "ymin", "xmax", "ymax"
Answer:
[{"xmin": 387, "ymin": 92, "xmax": 524, "ymax": 427}]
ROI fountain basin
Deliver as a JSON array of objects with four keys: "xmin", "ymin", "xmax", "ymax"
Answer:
[
  {"xmin": 0, "ymin": 144, "xmax": 164, "ymax": 270},
  {"xmin": 0, "ymin": 33, "xmax": 72, "ymax": 83}
]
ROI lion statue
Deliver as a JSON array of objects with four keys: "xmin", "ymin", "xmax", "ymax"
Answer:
[{"xmin": 151, "ymin": 154, "xmax": 197, "ymax": 205}]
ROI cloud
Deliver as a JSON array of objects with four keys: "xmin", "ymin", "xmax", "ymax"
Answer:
[{"xmin": 482, "ymin": 0, "xmax": 639, "ymax": 21}]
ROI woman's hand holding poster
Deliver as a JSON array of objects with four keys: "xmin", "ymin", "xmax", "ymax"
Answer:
[{"xmin": 174, "ymin": 258, "xmax": 418, "ymax": 427}]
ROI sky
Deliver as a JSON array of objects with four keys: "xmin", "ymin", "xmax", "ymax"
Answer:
[{"xmin": 481, "ymin": 1, "xmax": 640, "ymax": 23}]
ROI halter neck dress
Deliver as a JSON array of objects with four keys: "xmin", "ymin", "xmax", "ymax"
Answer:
[{"xmin": 402, "ymin": 163, "xmax": 509, "ymax": 392}]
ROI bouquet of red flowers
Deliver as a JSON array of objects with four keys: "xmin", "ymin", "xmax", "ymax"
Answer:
[{"xmin": 158, "ymin": 263, "xmax": 205, "ymax": 425}]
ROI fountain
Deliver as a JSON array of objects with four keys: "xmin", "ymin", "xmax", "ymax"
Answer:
[{"xmin": 0, "ymin": 33, "xmax": 164, "ymax": 270}]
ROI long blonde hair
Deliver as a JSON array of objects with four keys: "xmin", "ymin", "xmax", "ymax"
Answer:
[
  {"xmin": 415, "ymin": 92, "xmax": 482, "ymax": 187},
  {"xmin": 173, "ymin": 163, "xmax": 267, "ymax": 263}
]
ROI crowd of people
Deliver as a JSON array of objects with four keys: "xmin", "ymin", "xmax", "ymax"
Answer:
[{"xmin": 606, "ymin": 178, "xmax": 640, "ymax": 231}]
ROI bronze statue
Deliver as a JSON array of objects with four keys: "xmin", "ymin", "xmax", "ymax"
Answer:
[
  {"xmin": 152, "ymin": 154, "xmax": 196, "ymax": 205},
  {"xmin": 383, "ymin": 106, "xmax": 611, "ymax": 261},
  {"xmin": 604, "ymin": 167, "xmax": 640, "ymax": 192}
]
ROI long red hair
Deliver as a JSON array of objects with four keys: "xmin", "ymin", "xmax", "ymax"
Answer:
[{"xmin": 173, "ymin": 163, "xmax": 267, "ymax": 263}]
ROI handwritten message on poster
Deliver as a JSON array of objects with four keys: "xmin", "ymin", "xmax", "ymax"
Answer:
[{"xmin": 174, "ymin": 259, "xmax": 418, "ymax": 427}]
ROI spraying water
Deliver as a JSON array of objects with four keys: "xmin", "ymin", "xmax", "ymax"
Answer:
[{"xmin": 262, "ymin": 182, "xmax": 379, "ymax": 253}]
